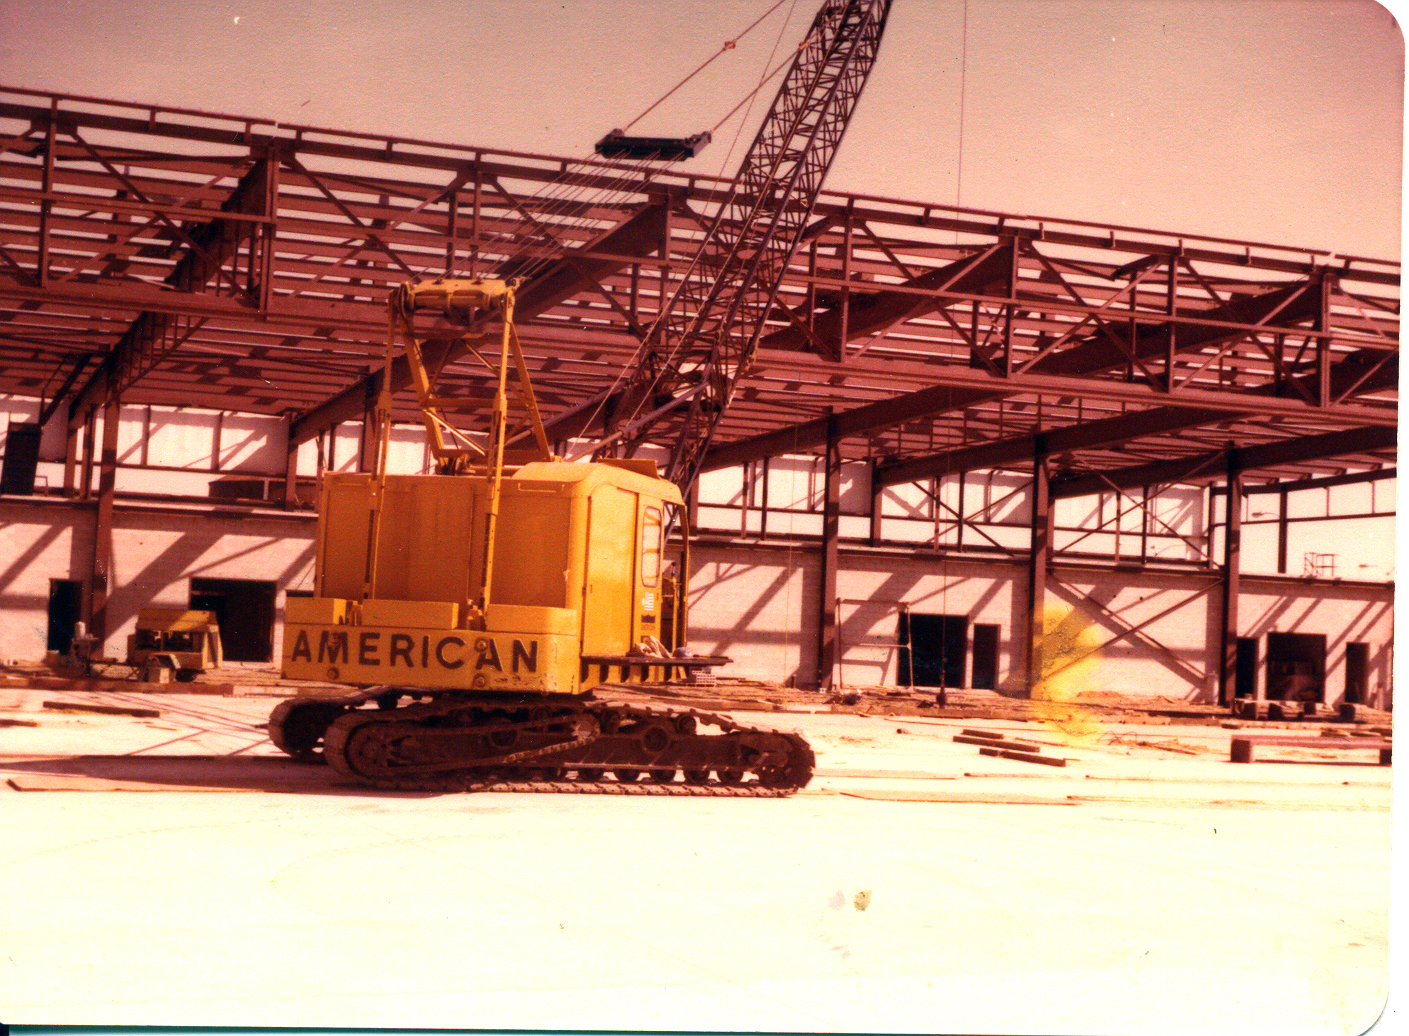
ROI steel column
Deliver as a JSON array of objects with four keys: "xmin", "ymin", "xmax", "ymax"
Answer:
[
  {"xmin": 62, "ymin": 407, "xmax": 79, "ymax": 498},
  {"xmin": 283, "ymin": 418, "xmax": 299, "ymax": 509},
  {"xmin": 1276, "ymin": 486, "xmax": 1289, "ymax": 574},
  {"xmin": 1218, "ymin": 452, "xmax": 1243, "ymax": 706},
  {"xmin": 1024, "ymin": 439, "xmax": 1052, "ymax": 698},
  {"xmin": 90, "ymin": 394, "xmax": 120, "ymax": 645},
  {"xmin": 817, "ymin": 417, "xmax": 842, "ymax": 691},
  {"xmin": 869, "ymin": 459, "xmax": 884, "ymax": 545},
  {"xmin": 79, "ymin": 408, "xmax": 96, "ymax": 500}
]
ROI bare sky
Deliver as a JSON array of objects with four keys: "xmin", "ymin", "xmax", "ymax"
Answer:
[{"xmin": 0, "ymin": 0, "xmax": 1402, "ymax": 258}]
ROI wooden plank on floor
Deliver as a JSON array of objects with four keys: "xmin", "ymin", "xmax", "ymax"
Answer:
[
  {"xmin": 42, "ymin": 700, "xmax": 161, "ymax": 718},
  {"xmin": 840, "ymin": 789, "xmax": 1078, "ymax": 805},
  {"xmin": 7, "ymin": 775, "xmax": 264, "ymax": 792}
]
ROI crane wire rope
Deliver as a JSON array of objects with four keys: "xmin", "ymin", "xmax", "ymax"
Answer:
[
  {"xmin": 549, "ymin": 1, "xmax": 818, "ymax": 455},
  {"xmin": 620, "ymin": 0, "xmax": 794, "ymax": 135},
  {"xmin": 428, "ymin": 2, "xmax": 827, "ymax": 477},
  {"xmin": 423, "ymin": 1, "xmax": 802, "ymax": 457},
  {"xmin": 565, "ymin": 0, "xmax": 808, "ymax": 446},
  {"xmin": 449, "ymin": 0, "xmax": 796, "ymax": 289},
  {"xmin": 430, "ymin": 1, "xmax": 807, "ymax": 465},
  {"xmin": 940, "ymin": 0, "xmax": 970, "ymax": 692}
]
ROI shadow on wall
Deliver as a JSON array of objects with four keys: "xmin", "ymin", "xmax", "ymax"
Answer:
[
  {"xmin": 106, "ymin": 516, "xmax": 316, "ymax": 658},
  {"xmin": 1049, "ymin": 578, "xmax": 1213, "ymax": 703},
  {"xmin": 689, "ymin": 556, "xmax": 817, "ymax": 687}
]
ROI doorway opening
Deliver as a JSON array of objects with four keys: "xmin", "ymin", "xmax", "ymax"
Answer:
[
  {"xmin": 901, "ymin": 613, "xmax": 967, "ymax": 689},
  {"xmin": 1, "ymin": 421, "xmax": 43, "ymax": 496},
  {"xmin": 47, "ymin": 579, "xmax": 83, "ymax": 653},
  {"xmin": 189, "ymin": 577, "xmax": 277, "ymax": 662},
  {"xmin": 1265, "ymin": 631, "xmax": 1327, "ymax": 703},
  {"xmin": 1344, "ymin": 642, "xmax": 1370, "ymax": 705},
  {"xmin": 1235, "ymin": 637, "xmax": 1258, "ymax": 700},
  {"xmin": 970, "ymin": 624, "xmax": 999, "ymax": 690}
]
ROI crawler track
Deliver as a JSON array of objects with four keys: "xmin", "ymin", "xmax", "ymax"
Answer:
[{"xmin": 270, "ymin": 690, "xmax": 814, "ymax": 796}]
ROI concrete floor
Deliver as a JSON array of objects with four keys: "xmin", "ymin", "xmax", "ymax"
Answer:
[{"xmin": 0, "ymin": 687, "xmax": 1394, "ymax": 1034}]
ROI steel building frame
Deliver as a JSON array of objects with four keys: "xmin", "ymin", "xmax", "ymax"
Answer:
[{"xmin": 0, "ymin": 86, "xmax": 1397, "ymax": 696}]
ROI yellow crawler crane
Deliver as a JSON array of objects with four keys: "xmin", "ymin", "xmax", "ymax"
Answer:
[
  {"xmin": 270, "ymin": 0, "xmax": 894, "ymax": 791},
  {"xmin": 270, "ymin": 279, "xmax": 813, "ymax": 794}
]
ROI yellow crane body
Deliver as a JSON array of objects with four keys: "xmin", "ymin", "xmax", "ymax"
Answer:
[
  {"xmin": 267, "ymin": 275, "xmax": 812, "ymax": 794},
  {"xmin": 282, "ymin": 460, "xmax": 683, "ymax": 696}
]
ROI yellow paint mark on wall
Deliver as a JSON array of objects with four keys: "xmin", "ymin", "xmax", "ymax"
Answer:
[{"xmin": 1031, "ymin": 605, "xmax": 1103, "ymax": 743}]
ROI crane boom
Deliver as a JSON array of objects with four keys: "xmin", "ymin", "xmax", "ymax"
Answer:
[{"xmin": 607, "ymin": 0, "xmax": 892, "ymax": 491}]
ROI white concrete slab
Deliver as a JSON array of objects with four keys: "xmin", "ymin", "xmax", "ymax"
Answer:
[{"xmin": 0, "ymin": 691, "xmax": 1393, "ymax": 1034}]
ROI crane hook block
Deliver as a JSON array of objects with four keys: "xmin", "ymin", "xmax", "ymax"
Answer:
[{"xmin": 595, "ymin": 129, "xmax": 712, "ymax": 161}]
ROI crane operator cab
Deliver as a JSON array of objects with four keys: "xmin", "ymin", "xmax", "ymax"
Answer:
[{"xmin": 282, "ymin": 458, "xmax": 689, "ymax": 696}]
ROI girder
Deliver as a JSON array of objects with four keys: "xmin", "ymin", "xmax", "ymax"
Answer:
[{"xmin": 0, "ymin": 84, "xmax": 1395, "ymax": 490}]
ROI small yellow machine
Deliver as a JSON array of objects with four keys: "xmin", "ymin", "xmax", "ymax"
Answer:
[
  {"xmin": 268, "ymin": 278, "xmax": 812, "ymax": 794},
  {"xmin": 126, "ymin": 608, "xmax": 223, "ymax": 682}
]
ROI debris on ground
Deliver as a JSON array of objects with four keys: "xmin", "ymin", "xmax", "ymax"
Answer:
[
  {"xmin": 42, "ymin": 700, "xmax": 162, "ymax": 719},
  {"xmin": 1099, "ymin": 732, "xmax": 1202, "ymax": 755},
  {"xmin": 954, "ymin": 727, "xmax": 1068, "ymax": 767}
]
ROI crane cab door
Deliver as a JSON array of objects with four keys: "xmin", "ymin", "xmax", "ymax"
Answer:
[{"xmin": 581, "ymin": 485, "xmax": 638, "ymax": 659}]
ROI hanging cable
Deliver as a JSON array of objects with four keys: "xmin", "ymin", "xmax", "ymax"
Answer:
[
  {"xmin": 433, "ymin": 0, "xmax": 827, "ymax": 467},
  {"xmin": 512, "ymin": 1, "xmax": 816, "ymax": 447},
  {"xmin": 955, "ymin": 0, "xmax": 969, "ymax": 234},
  {"xmin": 453, "ymin": 0, "xmax": 799, "ymax": 288},
  {"xmin": 710, "ymin": 0, "xmax": 808, "ymax": 189},
  {"xmin": 621, "ymin": 0, "xmax": 793, "ymax": 134}
]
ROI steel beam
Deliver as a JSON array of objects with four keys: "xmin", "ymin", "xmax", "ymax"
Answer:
[
  {"xmin": 875, "ymin": 347, "xmax": 1398, "ymax": 487},
  {"xmin": 761, "ymin": 239, "xmax": 1016, "ymax": 353},
  {"xmin": 704, "ymin": 268, "xmax": 1344, "ymax": 471},
  {"xmin": 703, "ymin": 380, "xmax": 983, "ymax": 471},
  {"xmin": 288, "ymin": 201, "xmax": 671, "ymax": 446},
  {"xmin": 1049, "ymin": 424, "xmax": 1397, "ymax": 500},
  {"xmin": 1243, "ymin": 467, "xmax": 1397, "ymax": 494},
  {"xmin": 64, "ymin": 152, "xmax": 278, "ymax": 426}
]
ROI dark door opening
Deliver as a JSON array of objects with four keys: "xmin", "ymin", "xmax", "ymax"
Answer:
[
  {"xmin": 2, "ymin": 421, "xmax": 43, "ymax": 496},
  {"xmin": 901, "ymin": 613, "xmax": 967, "ymax": 689},
  {"xmin": 971, "ymin": 624, "xmax": 1000, "ymax": 690},
  {"xmin": 1344, "ymin": 642, "xmax": 1370, "ymax": 705},
  {"xmin": 1265, "ymin": 631, "xmax": 1327, "ymax": 703},
  {"xmin": 190, "ymin": 577, "xmax": 277, "ymax": 663},
  {"xmin": 47, "ymin": 579, "xmax": 83, "ymax": 653},
  {"xmin": 1235, "ymin": 637, "xmax": 1258, "ymax": 700}
]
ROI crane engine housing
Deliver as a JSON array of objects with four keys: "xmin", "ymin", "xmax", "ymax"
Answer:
[{"xmin": 283, "ymin": 459, "xmax": 684, "ymax": 696}]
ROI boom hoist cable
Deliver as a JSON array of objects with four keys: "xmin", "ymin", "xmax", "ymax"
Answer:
[
  {"xmin": 459, "ymin": 1, "xmax": 797, "ymax": 291},
  {"xmin": 370, "ymin": 4, "xmax": 804, "ymax": 472},
  {"xmin": 377, "ymin": 1, "xmax": 889, "ymax": 510},
  {"xmin": 594, "ymin": 0, "xmax": 893, "ymax": 497}
]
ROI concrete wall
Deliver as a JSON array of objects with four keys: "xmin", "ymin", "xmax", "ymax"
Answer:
[
  {"xmin": 0, "ymin": 500, "xmax": 89, "ymax": 657},
  {"xmin": 1240, "ymin": 576, "xmax": 1395, "ymax": 711},
  {"xmin": 681, "ymin": 535, "xmax": 1392, "ymax": 705},
  {"xmin": 687, "ymin": 541, "xmax": 820, "ymax": 688},
  {"xmin": 0, "ymin": 498, "xmax": 1393, "ymax": 708},
  {"xmin": 0, "ymin": 497, "xmax": 315, "ymax": 664}
]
